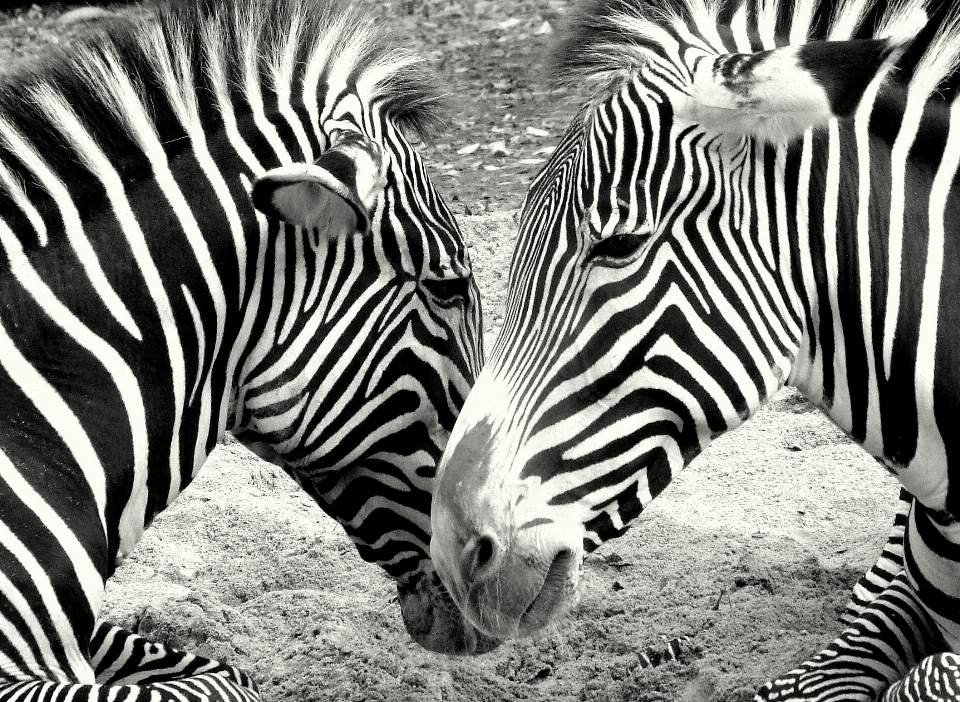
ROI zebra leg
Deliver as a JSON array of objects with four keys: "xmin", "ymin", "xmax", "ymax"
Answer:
[
  {"xmin": 0, "ymin": 613, "xmax": 260, "ymax": 700},
  {"xmin": 0, "ymin": 674, "xmax": 261, "ymax": 701},
  {"xmin": 0, "ymin": 630, "xmax": 261, "ymax": 702},
  {"xmin": 754, "ymin": 572, "xmax": 944, "ymax": 702},
  {"xmin": 90, "ymin": 620, "xmax": 258, "ymax": 692},
  {"xmin": 842, "ymin": 487, "xmax": 911, "ymax": 624},
  {"xmin": 881, "ymin": 653, "xmax": 960, "ymax": 702}
]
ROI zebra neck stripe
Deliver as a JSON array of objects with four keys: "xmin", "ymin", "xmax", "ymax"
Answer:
[
  {"xmin": 882, "ymin": 88, "xmax": 927, "ymax": 379},
  {"xmin": 0, "ymin": 219, "xmax": 150, "ymax": 560},
  {"xmin": 0, "ymin": 116, "xmax": 140, "ymax": 341}
]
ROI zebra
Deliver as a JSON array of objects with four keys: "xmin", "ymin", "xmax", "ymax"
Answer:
[
  {"xmin": 428, "ymin": 0, "xmax": 960, "ymax": 698},
  {"xmin": 0, "ymin": 0, "xmax": 498, "ymax": 698},
  {"xmin": 844, "ymin": 487, "xmax": 911, "ymax": 624}
]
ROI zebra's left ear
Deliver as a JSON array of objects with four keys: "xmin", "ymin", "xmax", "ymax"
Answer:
[
  {"xmin": 251, "ymin": 132, "xmax": 385, "ymax": 236},
  {"xmin": 677, "ymin": 35, "xmax": 914, "ymax": 144}
]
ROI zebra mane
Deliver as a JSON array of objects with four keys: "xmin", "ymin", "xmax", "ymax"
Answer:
[
  {"xmin": 0, "ymin": 0, "xmax": 443, "ymax": 186},
  {"xmin": 554, "ymin": 0, "xmax": 960, "ymax": 98}
]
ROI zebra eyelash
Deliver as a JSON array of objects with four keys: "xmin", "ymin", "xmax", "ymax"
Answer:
[
  {"xmin": 421, "ymin": 276, "xmax": 471, "ymax": 306},
  {"xmin": 587, "ymin": 229, "xmax": 652, "ymax": 267}
]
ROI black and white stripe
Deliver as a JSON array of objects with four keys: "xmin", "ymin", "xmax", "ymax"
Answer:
[
  {"xmin": 430, "ymin": 0, "xmax": 960, "ymax": 698},
  {"xmin": 0, "ymin": 0, "xmax": 486, "ymax": 699},
  {"xmin": 843, "ymin": 487, "xmax": 911, "ymax": 624}
]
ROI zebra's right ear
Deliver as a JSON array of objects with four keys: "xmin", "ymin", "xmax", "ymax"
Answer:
[
  {"xmin": 251, "ymin": 132, "xmax": 385, "ymax": 237},
  {"xmin": 678, "ymin": 33, "xmax": 918, "ymax": 144}
]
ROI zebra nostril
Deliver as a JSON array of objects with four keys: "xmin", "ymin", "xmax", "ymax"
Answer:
[
  {"xmin": 464, "ymin": 531, "xmax": 501, "ymax": 583},
  {"xmin": 475, "ymin": 535, "xmax": 495, "ymax": 570}
]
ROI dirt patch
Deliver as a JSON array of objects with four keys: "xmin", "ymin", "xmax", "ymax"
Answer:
[{"xmin": 3, "ymin": 2, "xmax": 904, "ymax": 700}]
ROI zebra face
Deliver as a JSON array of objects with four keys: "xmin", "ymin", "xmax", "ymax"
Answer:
[
  {"xmin": 231, "ymin": 121, "xmax": 493, "ymax": 653},
  {"xmin": 427, "ymin": 74, "xmax": 752, "ymax": 640}
]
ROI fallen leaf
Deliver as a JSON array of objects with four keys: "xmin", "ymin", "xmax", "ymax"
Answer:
[
  {"xmin": 457, "ymin": 143, "xmax": 481, "ymax": 155},
  {"xmin": 525, "ymin": 126, "xmax": 550, "ymax": 137}
]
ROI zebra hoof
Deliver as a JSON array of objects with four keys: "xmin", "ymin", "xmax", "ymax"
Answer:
[{"xmin": 396, "ymin": 564, "xmax": 501, "ymax": 655}]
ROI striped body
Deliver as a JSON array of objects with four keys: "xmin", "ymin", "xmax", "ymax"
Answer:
[
  {"xmin": 0, "ymin": 0, "xmax": 490, "ymax": 699},
  {"xmin": 429, "ymin": 0, "xmax": 960, "ymax": 699}
]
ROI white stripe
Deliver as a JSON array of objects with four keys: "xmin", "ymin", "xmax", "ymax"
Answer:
[
  {"xmin": 0, "ymin": 117, "xmax": 140, "ymax": 341},
  {"xmin": 852, "ymin": 52, "xmax": 888, "ymax": 456},
  {"xmin": 823, "ymin": 120, "xmax": 852, "ymax": 431},
  {"xmin": 0, "ymin": 160, "xmax": 47, "ymax": 246},
  {"xmin": 907, "ymin": 98, "xmax": 960, "ymax": 494},
  {"xmin": 277, "ymin": 227, "xmax": 308, "ymax": 346},
  {"xmin": 882, "ymin": 90, "xmax": 927, "ymax": 378},
  {"xmin": 181, "ymin": 286, "xmax": 207, "ymax": 408}
]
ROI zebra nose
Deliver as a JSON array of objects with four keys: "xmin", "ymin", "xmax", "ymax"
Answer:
[{"xmin": 460, "ymin": 530, "xmax": 503, "ymax": 584}]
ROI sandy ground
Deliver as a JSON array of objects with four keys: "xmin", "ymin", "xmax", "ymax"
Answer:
[{"xmin": 102, "ymin": 212, "xmax": 904, "ymax": 702}]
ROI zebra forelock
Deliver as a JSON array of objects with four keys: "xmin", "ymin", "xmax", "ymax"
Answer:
[
  {"xmin": 553, "ymin": 0, "xmax": 960, "ymax": 98},
  {"xmin": 0, "ymin": 0, "xmax": 444, "ymax": 193}
]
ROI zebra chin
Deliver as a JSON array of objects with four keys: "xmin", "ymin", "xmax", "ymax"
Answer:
[{"xmin": 396, "ymin": 563, "xmax": 502, "ymax": 654}]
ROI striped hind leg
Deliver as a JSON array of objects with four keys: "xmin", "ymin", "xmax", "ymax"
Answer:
[
  {"xmin": 0, "ymin": 674, "xmax": 261, "ymax": 701},
  {"xmin": 842, "ymin": 487, "xmax": 911, "ymax": 624},
  {"xmin": 90, "ymin": 620, "xmax": 259, "ymax": 693},
  {"xmin": 754, "ymin": 571, "xmax": 944, "ymax": 702}
]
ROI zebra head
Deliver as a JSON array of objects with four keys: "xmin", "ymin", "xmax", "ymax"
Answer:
[
  {"xmin": 63, "ymin": 0, "xmax": 496, "ymax": 653},
  {"xmin": 430, "ymin": 0, "xmax": 941, "ymax": 640},
  {"xmin": 234, "ymin": 121, "xmax": 492, "ymax": 653},
  {"xmin": 221, "ymin": 47, "xmax": 495, "ymax": 653}
]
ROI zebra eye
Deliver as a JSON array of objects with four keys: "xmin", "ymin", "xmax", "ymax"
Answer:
[
  {"xmin": 589, "ymin": 232, "xmax": 648, "ymax": 264},
  {"xmin": 421, "ymin": 276, "xmax": 471, "ymax": 305}
]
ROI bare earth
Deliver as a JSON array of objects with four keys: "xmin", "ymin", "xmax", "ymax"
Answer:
[{"xmin": 3, "ymin": 3, "xmax": 903, "ymax": 701}]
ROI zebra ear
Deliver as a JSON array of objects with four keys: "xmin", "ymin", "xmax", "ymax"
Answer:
[
  {"xmin": 677, "ymin": 36, "xmax": 911, "ymax": 144},
  {"xmin": 251, "ymin": 132, "xmax": 384, "ymax": 236}
]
